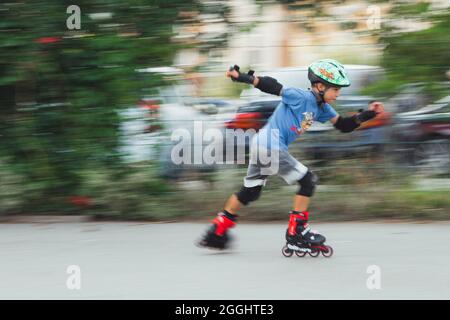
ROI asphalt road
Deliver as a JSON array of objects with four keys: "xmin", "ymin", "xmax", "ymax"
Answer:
[{"xmin": 1, "ymin": 221, "xmax": 449, "ymax": 299}]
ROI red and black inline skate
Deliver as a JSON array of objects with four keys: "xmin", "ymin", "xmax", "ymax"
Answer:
[
  {"xmin": 196, "ymin": 212, "xmax": 235, "ymax": 250},
  {"xmin": 282, "ymin": 211, "xmax": 333, "ymax": 258}
]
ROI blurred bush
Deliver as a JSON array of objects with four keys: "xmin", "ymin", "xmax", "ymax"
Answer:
[
  {"xmin": 362, "ymin": 6, "xmax": 450, "ymax": 99},
  {"xmin": 0, "ymin": 1, "xmax": 198, "ymax": 216}
]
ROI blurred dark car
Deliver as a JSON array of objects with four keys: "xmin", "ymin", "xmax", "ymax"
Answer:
[
  {"xmin": 223, "ymin": 97, "xmax": 279, "ymax": 159},
  {"xmin": 225, "ymin": 98, "xmax": 278, "ymax": 131},
  {"xmin": 392, "ymin": 95, "xmax": 450, "ymax": 175}
]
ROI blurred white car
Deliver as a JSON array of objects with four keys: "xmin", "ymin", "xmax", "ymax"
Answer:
[{"xmin": 120, "ymin": 67, "xmax": 230, "ymax": 179}]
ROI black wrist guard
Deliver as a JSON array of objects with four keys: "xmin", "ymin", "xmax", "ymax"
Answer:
[
  {"xmin": 334, "ymin": 110, "xmax": 377, "ymax": 133},
  {"xmin": 255, "ymin": 76, "xmax": 283, "ymax": 96},
  {"xmin": 356, "ymin": 110, "xmax": 377, "ymax": 123},
  {"xmin": 334, "ymin": 116, "xmax": 359, "ymax": 133},
  {"xmin": 229, "ymin": 65, "xmax": 255, "ymax": 85}
]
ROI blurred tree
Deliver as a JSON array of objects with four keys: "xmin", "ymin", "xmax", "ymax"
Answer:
[
  {"xmin": 363, "ymin": 4, "xmax": 450, "ymax": 97},
  {"xmin": 0, "ymin": 1, "xmax": 198, "ymax": 215}
]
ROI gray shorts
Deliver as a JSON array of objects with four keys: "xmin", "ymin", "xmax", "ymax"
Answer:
[{"xmin": 243, "ymin": 145, "xmax": 308, "ymax": 188}]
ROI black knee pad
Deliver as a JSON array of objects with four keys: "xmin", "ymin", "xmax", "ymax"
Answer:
[
  {"xmin": 297, "ymin": 171, "xmax": 318, "ymax": 197},
  {"xmin": 235, "ymin": 185, "xmax": 262, "ymax": 206}
]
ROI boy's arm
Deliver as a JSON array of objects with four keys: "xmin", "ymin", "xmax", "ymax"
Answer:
[
  {"xmin": 330, "ymin": 101, "xmax": 385, "ymax": 133},
  {"xmin": 226, "ymin": 65, "xmax": 283, "ymax": 96}
]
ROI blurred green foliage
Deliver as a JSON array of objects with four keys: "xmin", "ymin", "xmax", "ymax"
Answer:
[
  {"xmin": 362, "ymin": 5, "xmax": 450, "ymax": 99},
  {"xmin": 389, "ymin": 1, "xmax": 430, "ymax": 16},
  {"xmin": 0, "ymin": 0, "xmax": 198, "ymax": 216}
]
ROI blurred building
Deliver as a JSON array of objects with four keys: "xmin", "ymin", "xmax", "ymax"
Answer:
[{"xmin": 172, "ymin": 0, "xmax": 393, "ymax": 74}]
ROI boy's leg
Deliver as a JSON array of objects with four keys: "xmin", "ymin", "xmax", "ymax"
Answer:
[
  {"xmin": 224, "ymin": 194, "xmax": 241, "ymax": 215},
  {"xmin": 291, "ymin": 169, "xmax": 317, "ymax": 211},
  {"xmin": 293, "ymin": 195, "xmax": 309, "ymax": 212},
  {"xmin": 197, "ymin": 161, "xmax": 267, "ymax": 249},
  {"xmin": 289, "ymin": 171, "xmax": 326, "ymax": 245},
  {"xmin": 220, "ymin": 181, "xmax": 263, "ymax": 217},
  {"xmin": 288, "ymin": 170, "xmax": 318, "ymax": 236},
  {"xmin": 276, "ymin": 152, "xmax": 324, "ymax": 243}
]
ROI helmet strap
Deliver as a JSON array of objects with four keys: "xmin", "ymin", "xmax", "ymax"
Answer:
[{"xmin": 311, "ymin": 83, "xmax": 327, "ymax": 107}]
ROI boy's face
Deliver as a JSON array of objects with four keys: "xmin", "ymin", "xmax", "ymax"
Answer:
[
  {"xmin": 316, "ymin": 83, "xmax": 341, "ymax": 104},
  {"xmin": 324, "ymin": 86, "xmax": 341, "ymax": 104}
]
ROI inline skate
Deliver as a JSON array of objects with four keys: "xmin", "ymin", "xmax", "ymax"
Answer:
[
  {"xmin": 281, "ymin": 211, "xmax": 333, "ymax": 258},
  {"xmin": 196, "ymin": 212, "xmax": 235, "ymax": 250}
]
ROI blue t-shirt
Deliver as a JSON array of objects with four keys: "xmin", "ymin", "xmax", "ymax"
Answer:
[{"xmin": 254, "ymin": 88, "xmax": 338, "ymax": 150}]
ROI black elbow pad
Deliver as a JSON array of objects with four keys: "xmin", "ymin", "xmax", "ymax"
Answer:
[
  {"xmin": 333, "ymin": 116, "xmax": 359, "ymax": 133},
  {"xmin": 255, "ymin": 76, "xmax": 283, "ymax": 96}
]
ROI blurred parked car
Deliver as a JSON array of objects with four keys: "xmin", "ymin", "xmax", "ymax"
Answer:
[
  {"xmin": 387, "ymin": 83, "xmax": 430, "ymax": 114},
  {"xmin": 392, "ymin": 95, "xmax": 450, "ymax": 175},
  {"xmin": 120, "ymin": 67, "xmax": 225, "ymax": 180}
]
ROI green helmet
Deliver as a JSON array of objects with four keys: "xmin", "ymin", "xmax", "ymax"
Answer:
[{"xmin": 308, "ymin": 59, "xmax": 351, "ymax": 88}]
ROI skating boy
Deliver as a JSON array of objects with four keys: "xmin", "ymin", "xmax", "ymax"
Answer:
[{"xmin": 197, "ymin": 59, "xmax": 385, "ymax": 253}]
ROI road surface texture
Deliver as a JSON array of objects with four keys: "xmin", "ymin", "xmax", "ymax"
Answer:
[{"xmin": 1, "ymin": 221, "xmax": 449, "ymax": 299}]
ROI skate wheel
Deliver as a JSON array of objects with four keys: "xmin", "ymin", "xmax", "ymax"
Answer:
[
  {"xmin": 295, "ymin": 251, "xmax": 307, "ymax": 258},
  {"xmin": 282, "ymin": 245, "xmax": 293, "ymax": 257},
  {"xmin": 321, "ymin": 245, "xmax": 334, "ymax": 258},
  {"xmin": 308, "ymin": 249, "xmax": 320, "ymax": 257}
]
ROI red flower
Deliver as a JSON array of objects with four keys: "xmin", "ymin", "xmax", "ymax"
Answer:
[
  {"xmin": 35, "ymin": 37, "xmax": 61, "ymax": 44},
  {"xmin": 69, "ymin": 196, "xmax": 93, "ymax": 207}
]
